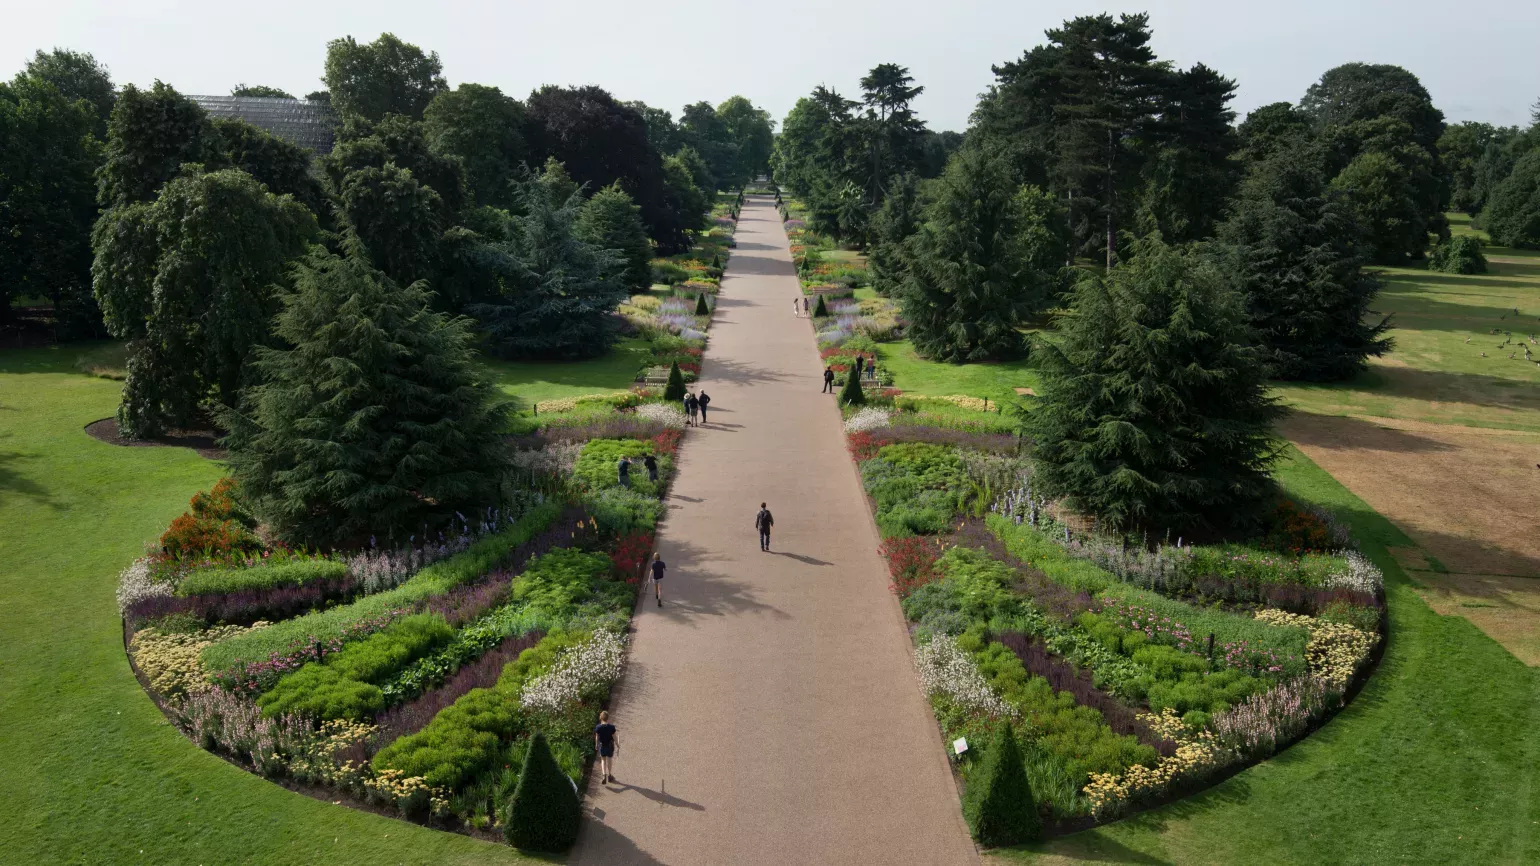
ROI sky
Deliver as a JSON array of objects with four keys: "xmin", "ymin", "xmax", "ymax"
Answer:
[{"xmin": 5, "ymin": 0, "xmax": 1538, "ymax": 132}]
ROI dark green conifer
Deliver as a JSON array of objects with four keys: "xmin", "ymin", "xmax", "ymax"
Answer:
[
  {"xmin": 694, "ymin": 293, "xmax": 710, "ymax": 316},
  {"xmin": 813, "ymin": 294, "xmax": 829, "ymax": 317},
  {"xmin": 839, "ymin": 366, "xmax": 865, "ymax": 406},
  {"xmin": 503, "ymin": 732, "xmax": 580, "ymax": 852},
  {"xmin": 962, "ymin": 724, "xmax": 1041, "ymax": 847},
  {"xmin": 663, "ymin": 361, "xmax": 687, "ymax": 401}
]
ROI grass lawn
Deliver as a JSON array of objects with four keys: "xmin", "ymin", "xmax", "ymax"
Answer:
[
  {"xmin": 0, "ymin": 346, "xmax": 545, "ymax": 865},
  {"xmin": 482, "ymin": 336, "xmax": 651, "ymax": 407},
  {"xmin": 877, "ymin": 339, "xmax": 1040, "ymax": 404},
  {"xmin": 1274, "ymin": 215, "xmax": 1540, "ymax": 433},
  {"xmin": 988, "ymin": 445, "xmax": 1540, "ymax": 865}
]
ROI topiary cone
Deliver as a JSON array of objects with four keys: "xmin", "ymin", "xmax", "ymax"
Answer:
[
  {"xmin": 712, "ymin": 252, "xmax": 722, "ymax": 270},
  {"xmin": 813, "ymin": 294, "xmax": 829, "ymax": 318},
  {"xmin": 663, "ymin": 361, "xmax": 687, "ymax": 401},
  {"xmin": 839, "ymin": 366, "xmax": 866, "ymax": 406},
  {"xmin": 695, "ymin": 293, "xmax": 710, "ymax": 316},
  {"xmin": 962, "ymin": 723, "xmax": 1041, "ymax": 847},
  {"xmin": 503, "ymin": 731, "xmax": 581, "ymax": 852}
]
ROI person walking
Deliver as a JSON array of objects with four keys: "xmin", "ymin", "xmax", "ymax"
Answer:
[
  {"xmin": 697, "ymin": 390, "xmax": 711, "ymax": 424},
  {"xmin": 822, "ymin": 366, "xmax": 835, "ymax": 393},
  {"xmin": 650, "ymin": 552, "xmax": 666, "ymax": 606},
  {"xmin": 803, "ymin": 296, "xmax": 810, "ymax": 317},
  {"xmin": 793, "ymin": 297, "xmax": 801, "ymax": 318},
  {"xmin": 755, "ymin": 502, "xmax": 774, "ymax": 552},
  {"xmin": 594, "ymin": 711, "xmax": 619, "ymax": 784},
  {"xmin": 685, "ymin": 391, "xmax": 699, "ymax": 427},
  {"xmin": 617, "ymin": 455, "xmax": 632, "ymax": 488}
]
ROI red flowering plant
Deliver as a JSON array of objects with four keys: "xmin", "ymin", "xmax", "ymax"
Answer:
[
  {"xmin": 651, "ymin": 428, "xmax": 683, "ymax": 456},
  {"xmin": 846, "ymin": 430, "xmax": 893, "ymax": 461},
  {"xmin": 609, "ymin": 531, "xmax": 656, "ymax": 585},
  {"xmin": 879, "ymin": 536, "xmax": 943, "ymax": 597},
  {"xmin": 158, "ymin": 477, "xmax": 261, "ymax": 562}
]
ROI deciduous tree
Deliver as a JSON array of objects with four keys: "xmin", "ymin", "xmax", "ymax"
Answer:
[
  {"xmin": 323, "ymin": 33, "xmax": 446, "ymax": 122},
  {"xmin": 424, "ymin": 83, "xmax": 528, "ymax": 209},
  {"xmin": 23, "ymin": 48, "xmax": 114, "ymax": 137},
  {"xmin": 97, "ymin": 81, "xmax": 217, "ymax": 206}
]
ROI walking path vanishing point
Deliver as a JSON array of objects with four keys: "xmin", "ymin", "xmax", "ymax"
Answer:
[{"xmin": 570, "ymin": 198, "xmax": 978, "ymax": 865}]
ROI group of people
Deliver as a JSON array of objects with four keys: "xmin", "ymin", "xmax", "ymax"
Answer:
[
  {"xmin": 822, "ymin": 354, "xmax": 877, "ymax": 393},
  {"xmin": 616, "ymin": 452, "xmax": 659, "ymax": 488},
  {"xmin": 683, "ymin": 389, "xmax": 710, "ymax": 426},
  {"xmin": 792, "ymin": 296, "xmax": 810, "ymax": 317}
]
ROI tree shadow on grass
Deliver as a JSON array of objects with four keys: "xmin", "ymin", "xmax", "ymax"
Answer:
[
  {"xmin": 1377, "ymin": 291, "xmax": 1540, "ymax": 332},
  {"xmin": 1286, "ymin": 366, "xmax": 1540, "ymax": 414},
  {"xmin": 1281, "ymin": 413, "xmax": 1455, "ymax": 455},
  {"xmin": 0, "ymin": 439, "xmax": 61, "ymax": 509}
]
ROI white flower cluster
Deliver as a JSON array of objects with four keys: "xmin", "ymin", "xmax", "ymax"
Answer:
[
  {"xmin": 635, "ymin": 402, "xmax": 687, "ymax": 429},
  {"xmin": 843, "ymin": 407, "xmax": 892, "ymax": 433},
  {"xmin": 116, "ymin": 558, "xmax": 171, "ymax": 613},
  {"xmin": 913, "ymin": 634, "xmax": 1016, "ymax": 720},
  {"xmin": 1324, "ymin": 551, "xmax": 1384, "ymax": 595},
  {"xmin": 520, "ymin": 630, "xmax": 627, "ymax": 713}
]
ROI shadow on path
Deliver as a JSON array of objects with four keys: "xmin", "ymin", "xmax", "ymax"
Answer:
[{"xmin": 602, "ymin": 780, "xmax": 707, "ymax": 812}]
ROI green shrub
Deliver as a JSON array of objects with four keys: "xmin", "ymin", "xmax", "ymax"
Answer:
[
  {"xmin": 839, "ymin": 367, "xmax": 865, "ymax": 406},
  {"xmin": 511, "ymin": 549, "xmax": 629, "ymax": 625},
  {"xmin": 1146, "ymin": 668, "xmax": 1262, "ymax": 715},
  {"xmin": 1317, "ymin": 599, "xmax": 1380, "ymax": 632},
  {"xmin": 963, "ymin": 724, "xmax": 1041, "ymax": 847},
  {"xmin": 813, "ymin": 294, "xmax": 828, "ymax": 317},
  {"xmin": 987, "ymin": 514, "xmax": 1111, "ymax": 593},
  {"xmin": 503, "ymin": 731, "xmax": 581, "ymax": 851},
  {"xmin": 651, "ymin": 260, "xmax": 688, "ymax": 284},
  {"xmin": 257, "ymin": 664, "xmax": 385, "ymax": 720},
  {"xmin": 662, "ymin": 361, "xmax": 686, "ymax": 401},
  {"xmin": 202, "ymin": 503, "xmax": 561, "ymax": 673},
  {"xmin": 586, "ymin": 486, "xmax": 663, "ymax": 534},
  {"xmin": 694, "ymin": 293, "xmax": 709, "ymax": 315},
  {"xmin": 861, "ymin": 444, "xmax": 967, "ymax": 537},
  {"xmin": 1428, "ymin": 235, "xmax": 1487, "ymax": 274},
  {"xmin": 327, "ymin": 614, "xmax": 454, "ymax": 683},
  {"xmin": 177, "ymin": 559, "xmax": 347, "ymax": 596}
]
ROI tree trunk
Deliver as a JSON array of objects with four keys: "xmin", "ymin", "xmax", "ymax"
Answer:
[{"xmin": 1106, "ymin": 128, "xmax": 1116, "ymax": 270}]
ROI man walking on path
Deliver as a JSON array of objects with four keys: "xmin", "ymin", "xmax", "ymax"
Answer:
[
  {"xmin": 594, "ymin": 711, "xmax": 618, "ymax": 784},
  {"xmin": 822, "ymin": 366, "xmax": 835, "ymax": 393},
  {"xmin": 650, "ymin": 553, "xmax": 666, "ymax": 606},
  {"xmin": 698, "ymin": 390, "xmax": 711, "ymax": 425},
  {"xmin": 755, "ymin": 502, "xmax": 774, "ymax": 552}
]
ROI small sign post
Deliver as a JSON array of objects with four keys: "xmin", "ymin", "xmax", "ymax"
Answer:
[{"xmin": 953, "ymin": 737, "xmax": 968, "ymax": 756}]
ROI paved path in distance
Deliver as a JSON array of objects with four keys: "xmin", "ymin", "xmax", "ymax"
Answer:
[{"xmin": 569, "ymin": 197, "xmax": 978, "ymax": 865}]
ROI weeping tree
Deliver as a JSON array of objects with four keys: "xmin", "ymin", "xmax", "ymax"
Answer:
[
  {"xmin": 220, "ymin": 249, "xmax": 510, "ymax": 546},
  {"xmin": 1026, "ymin": 238, "xmax": 1284, "ymax": 534},
  {"xmin": 468, "ymin": 173, "xmax": 626, "ymax": 359},
  {"xmin": 92, "ymin": 167, "xmax": 316, "ymax": 438},
  {"xmin": 897, "ymin": 146, "xmax": 1065, "ymax": 362}
]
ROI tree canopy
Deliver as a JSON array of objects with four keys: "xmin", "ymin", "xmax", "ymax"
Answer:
[
  {"xmin": 23, "ymin": 48, "xmax": 114, "ymax": 137},
  {"xmin": 323, "ymin": 33, "xmax": 447, "ymax": 122},
  {"xmin": 577, "ymin": 182, "xmax": 653, "ymax": 293},
  {"xmin": 97, "ymin": 81, "xmax": 217, "ymax": 207},
  {"xmin": 1483, "ymin": 149, "xmax": 1540, "ymax": 248},
  {"xmin": 424, "ymin": 83, "xmax": 528, "ymax": 209},
  {"xmin": 231, "ymin": 84, "xmax": 294, "ymax": 99}
]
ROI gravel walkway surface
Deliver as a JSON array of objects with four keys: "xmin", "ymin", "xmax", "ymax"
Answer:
[{"xmin": 569, "ymin": 197, "xmax": 977, "ymax": 865}]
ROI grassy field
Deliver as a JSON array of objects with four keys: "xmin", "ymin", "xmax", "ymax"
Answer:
[
  {"xmin": 876, "ymin": 339, "xmax": 1040, "ymax": 404},
  {"xmin": 484, "ymin": 336, "xmax": 652, "ymax": 407},
  {"xmin": 0, "ymin": 346, "xmax": 544, "ymax": 865},
  {"xmin": 988, "ymin": 446, "xmax": 1540, "ymax": 864}
]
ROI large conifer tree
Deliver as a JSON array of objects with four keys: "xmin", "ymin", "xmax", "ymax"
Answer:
[
  {"xmin": 1026, "ymin": 238, "xmax": 1283, "ymax": 534},
  {"xmin": 221, "ymin": 250, "xmax": 509, "ymax": 546},
  {"xmin": 576, "ymin": 182, "xmax": 653, "ymax": 293}
]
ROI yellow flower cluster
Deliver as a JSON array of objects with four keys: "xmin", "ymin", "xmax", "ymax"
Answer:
[
  {"xmin": 282, "ymin": 720, "xmax": 378, "ymax": 789},
  {"xmin": 534, "ymin": 392, "xmax": 637, "ymax": 414},
  {"xmin": 364, "ymin": 768, "xmax": 439, "ymax": 805},
  {"xmin": 130, "ymin": 623, "xmax": 266, "ymax": 698},
  {"xmin": 1083, "ymin": 709, "xmax": 1230, "ymax": 817},
  {"xmin": 1253, "ymin": 609, "xmax": 1377, "ymax": 691},
  {"xmin": 626, "ymin": 293, "xmax": 661, "ymax": 311},
  {"xmin": 899, "ymin": 394, "xmax": 994, "ymax": 412}
]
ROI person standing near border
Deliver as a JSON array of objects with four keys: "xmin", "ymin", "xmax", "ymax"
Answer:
[
  {"xmin": 594, "ymin": 711, "xmax": 618, "ymax": 784},
  {"xmin": 697, "ymin": 390, "xmax": 711, "ymax": 424},
  {"xmin": 755, "ymin": 502, "xmax": 774, "ymax": 552},
  {"xmin": 822, "ymin": 365, "xmax": 835, "ymax": 393},
  {"xmin": 650, "ymin": 552, "xmax": 666, "ymax": 606},
  {"xmin": 684, "ymin": 391, "xmax": 699, "ymax": 427},
  {"xmin": 867, "ymin": 357, "xmax": 877, "ymax": 381},
  {"xmin": 618, "ymin": 455, "xmax": 632, "ymax": 488},
  {"xmin": 643, "ymin": 452, "xmax": 659, "ymax": 484},
  {"xmin": 803, "ymin": 296, "xmax": 810, "ymax": 317}
]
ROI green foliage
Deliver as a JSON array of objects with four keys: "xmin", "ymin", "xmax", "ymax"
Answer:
[
  {"xmin": 1427, "ymin": 235, "xmax": 1488, "ymax": 274},
  {"xmin": 576, "ymin": 183, "xmax": 653, "ymax": 292},
  {"xmin": 868, "ymin": 172, "xmax": 922, "ymax": 296},
  {"xmin": 504, "ymin": 731, "xmax": 581, "ymax": 851},
  {"xmin": 469, "ymin": 170, "xmax": 627, "ymax": 360},
  {"xmin": 323, "ymin": 33, "xmax": 446, "ymax": 122},
  {"xmin": 220, "ymin": 251, "xmax": 510, "ymax": 546},
  {"xmin": 202, "ymin": 503, "xmax": 561, "ymax": 674},
  {"xmin": 510, "ymin": 549, "xmax": 627, "ymax": 625},
  {"xmin": 0, "ymin": 71, "xmax": 104, "ymax": 339},
  {"xmin": 586, "ymin": 487, "xmax": 664, "ymax": 535},
  {"xmin": 230, "ymin": 84, "xmax": 294, "ymax": 99},
  {"xmin": 1215, "ymin": 149, "xmax": 1391, "ymax": 381},
  {"xmin": 1482, "ymin": 149, "xmax": 1540, "ymax": 249},
  {"xmin": 573, "ymin": 439, "xmax": 666, "ymax": 495},
  {"xmin": 256, "ymin": 663, "xmax": 385, "ymax": 721},
  {"xmin": 332, "ymin": 162, "xmax": 445, "ymax": 289},
  {"xmin": 211, "ymin": 117, "xmax": 329, "ymax": 218},
  {"xmin": 897, "ymin": 147, "xmax": 1063, "ymax": 362},
  {"xmin": 1026, "ymin": 238, "xmax": 1284, "ymax": 534},
  {"xmin": 695, "ymin": 293, "xmax": 710, "ymax": 316},
  {"xmin": 716, "ymin": 95, "xmax": 776, "ymax": 185},
  {"xmin": 423, "ymin": 83, "xmax": 527, "ymax": 209},
  {"xmin": 839, "ymin": 365, "xmax": 866, "ymax": 406},
  {"xmin": 813, "ymin": 294, "xmax": 829, "ymax": 317},
  {"xmin": 23, "ymin": 48, "xmax": 115, "ymax": 136},
  {"xmin": 662, "ymin": 150, "xmax": 708, "ymax": 232},
  {"xmin": 96, "ymin": 81, "xmax": 216, "ymax": 207},
  {"xmin": 861, "ymin": 444, "xmax": 966, "ymax": 537},
  {"xmin": 662, "ymin": 361, "xmax": 686, "ymax": 400},
  {"xmin": 1329, "ymin": 149, "xmax": 1428, "ymax": 263},
  {"xmin": 176, "ymin": 560, "xmax": 347, "ymax": 597},
  {"xmin": 325, "ymin": 614, "xmax": 454, "ymax": 683},
  {"xmin": 962, "ymin": 723, "xmax": 1041, "ymax": 847},
  {"xmin": 1145, "ymin": 668, "xmax": 1261, "ymax": 716},
  {"xmin": 92, "ymin": 167, "xmax": 317, "ymax": 438}
]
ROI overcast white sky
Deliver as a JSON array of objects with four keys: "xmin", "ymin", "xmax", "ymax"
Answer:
[{"xmin": 5, "ymin": 0, "xmax": 1538, "ymax": 132}]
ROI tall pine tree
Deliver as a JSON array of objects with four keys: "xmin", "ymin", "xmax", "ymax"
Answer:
[
  {"xmin": 868, "ymin": 172, "xmax": 922, "ymax": 296},
  {"xmin": 220, "ymin": 250, "xmax": 509, "ymax": 546},
  {"xmin": 576, "ymin": 182, "xmax": 653, "ymax": 293},
  {"xmin": 1027, "ymin": 238, "xmax": 1283, "ymax": 534}
]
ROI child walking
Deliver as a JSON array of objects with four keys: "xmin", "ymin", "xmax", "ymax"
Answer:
[
  {"xmin": 650, "ymin": 552, "xmax": 666, "ymax": 606},
  {"xmin": 594, "ymin": 711, "xmax": 618, "ymax": 784}
]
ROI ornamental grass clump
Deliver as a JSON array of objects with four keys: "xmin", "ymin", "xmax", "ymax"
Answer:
[
  {"xmin": 503, "ymin": 731, "xmax": 581, "ymax": 851},
  {"xmin": 963, "ymin": 724, "xmax": 1041, "ymax": 846}
]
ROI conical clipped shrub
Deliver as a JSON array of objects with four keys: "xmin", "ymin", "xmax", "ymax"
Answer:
[
  {"xmin": 663, "ymin": 361, "xmax": 687, "ymax": 401},
  {"xmin": 695, "ymin": 293, "xmax": 710, "ymax": 316},
  {"xmin": 963, "ymin": 724, "xmax": 1041, "ymax": 847},
  {"xmin": 813, "ymin": 294, "xmax": 829, "ymax": 317},
  {"xmin": 503, "ymin": 732, "xmax": 581, "ymax": 851},
  {"xmin": 712, "ymin": 252, "xmax": 722, "ymax": 270},
  {"xmin": 839, "ymin": 366, "xmax": 865, "ymax": 406}
]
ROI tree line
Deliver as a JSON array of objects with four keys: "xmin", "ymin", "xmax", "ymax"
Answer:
[{"xmin": 776, "ymin": 12, "xmax": 1540, "ymax": 534}]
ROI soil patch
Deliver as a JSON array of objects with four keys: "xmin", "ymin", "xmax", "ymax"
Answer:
[
  {"xmin": 1283, "ymin": 411, "xmax": 1540, "ymax": 664},
  {"xmin": 84, "ymin": 418, "xmax": 226, "ymax": 460}
]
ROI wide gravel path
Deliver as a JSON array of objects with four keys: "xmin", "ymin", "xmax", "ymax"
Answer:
[{"xmin": 569, "ymin": 197, "xmax": 977, "ymax": 865}]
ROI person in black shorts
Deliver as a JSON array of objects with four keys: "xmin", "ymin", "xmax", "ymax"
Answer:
[
  {"xmin": 650, "ymin": 552, "xmax": 665, "ymax": 606},
  {"xmin": 594, "ymin": 711, "xmax": 618, "ymax": 784},
  {"xmin": 755, "ymin": 502, "xmax": 774, "ymax": 551}
]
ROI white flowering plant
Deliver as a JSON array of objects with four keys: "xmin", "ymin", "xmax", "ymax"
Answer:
[{"xmin": 519, "ymin": 629, "xmax": 627, "ymax": 714}]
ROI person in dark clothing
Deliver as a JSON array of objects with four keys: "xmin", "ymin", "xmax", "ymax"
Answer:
[
  {"xmin": 684, "ymin": 391, "xmax": 698, "ymax": 426},
  {"xmin": 594, "ymin": 711, "xmax": 618, "ymax": 784},
  {"xmin": 697, "ymin": 391, "xmax": 711, "ymax": 424},
  {"xmin": 643, "ymin": 453, "xmax": 659, "ymax": 483},
  {"xmin": 852, "ymin": 355, "xmax": 864, "ymax": 383},
  {"xmin": 650, "ymin": 552, "xmax": 665, "ymax": 606},
  {"xmin": 618, "ymin": 456, "xmax": 632, "ymax": 488},
  {"xmin": 803, "ymin": 296, "xmax": 810, "ymax": 316},
  {"xmin": 867, "ymin": 358, "xmax": 876, "ymax": 381},
  {"xmin": 822, "ymin": 366, "xmax": 835, "ymax": 393},
  {"xmin": 755, "ymin": 502, "xmax": 774, "ymax": 551}
]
